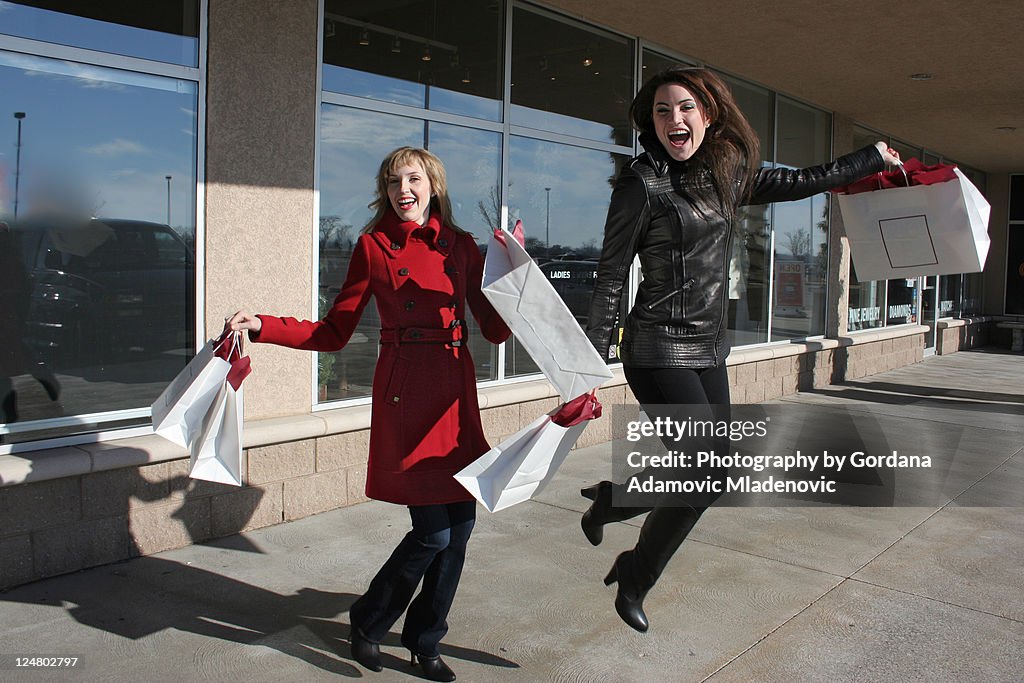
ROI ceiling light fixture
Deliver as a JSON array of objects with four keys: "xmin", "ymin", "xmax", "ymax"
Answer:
[
  {"xmin": 421, "ymin": 46, "xmax": 432, "ymax": 62},
  {"xmin": 358, "ymin": 29, "xmax": 370, "ymax": 46},
  {"xmin": 909, "ymin": 73, "xmax": 933, "ymax": 81},
  {"xmin": 391, "ymin": 37, "xmax": 401, "ymax": 53},
  {"xmin": 582, "ymin": 57, "xmax": 593, "ymax": 67},
  {"xmin": 461, "ymin": 70, "xmax": 471, "ymax": 84},
  {"xmin": 996, "ymin": 126, "xmax": 1017, "ymax": 132}
]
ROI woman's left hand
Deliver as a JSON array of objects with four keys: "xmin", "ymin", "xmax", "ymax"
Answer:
[{"xmin": 875, "ymin": 141, "xmax": 902, "ymax": 166}]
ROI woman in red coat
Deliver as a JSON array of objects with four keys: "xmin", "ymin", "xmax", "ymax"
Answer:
[{"xmin": 229, "ymin": 147, "xmax": 510, "ymax": 681}]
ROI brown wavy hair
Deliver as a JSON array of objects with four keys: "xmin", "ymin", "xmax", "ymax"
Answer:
[
  {"xmin": 629, "ymin": 66, "xmax": 761, "ymax": 205},
  {"xmin": 362, "ymin": 147, "xmax": 467, "ymax": 234}
]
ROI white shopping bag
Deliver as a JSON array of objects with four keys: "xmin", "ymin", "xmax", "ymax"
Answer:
[
  {"xmin": 151, "ymin": 339, "xmax": 231, "ymax": 449},
  {"xmin": 189, "ymin": 381, "xmax": 245, "ymax": 486},
  {"xmin": 455, "ymin": 393, "xmax": 601, "ymax": 512},
  {"xmin": 482, "ymin": 223, "xmax": 613, "ymax": 401},
  {"xmin": 837, "ymin": 167, "xmax": 991, "ymax": 281},
  {"xmin": 455, "ymin": 412, "xmax": 587, "ymax": 513}
]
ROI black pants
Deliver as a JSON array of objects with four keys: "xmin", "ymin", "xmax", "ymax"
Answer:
[
  {"xmin": 349, "ymin": 501, "xmax": 476, "ymax": 657},
  {"xmin": 616, "ymin": 365, "xmax": 731, "ymax": 585}
]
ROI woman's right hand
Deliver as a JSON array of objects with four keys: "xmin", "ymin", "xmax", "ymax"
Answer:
[
  {"xmin": 874, "ymin": 141, "xmax": 902, "ymax": 166},
  {"xmin": 226, "ymin": 310, "xmax": 262, "ymax": 333}
]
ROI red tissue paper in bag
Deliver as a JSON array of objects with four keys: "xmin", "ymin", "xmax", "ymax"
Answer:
[
  {"xmin": 832, "ymin": 158, "xmax": 958, "ymax": 195},
  {"xmin": 214, "ymin": 330, "xmax": 252, "ymax": 390},
  {"xmin": 551, "ymin": 391, "xmax": 602, "ymax": 427},
  {"xmin": 493, "ymin": 219, "xmax": 526, "ymax": 248}
]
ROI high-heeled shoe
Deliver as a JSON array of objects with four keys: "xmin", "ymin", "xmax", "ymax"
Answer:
[
  {"xmin": 350, "ymin": 627, "xmax": 383, "ymax": 672},
  {"xmin": 580, "ymin": 481, "xmax": 613, "ymax": 546},
  {"xmin": 603, "ymin": 551, "xmax": 650, "ymax": 632},
  {"xmin": 409, "ymin": 651, "xmax": 456, "ymax": 682}
]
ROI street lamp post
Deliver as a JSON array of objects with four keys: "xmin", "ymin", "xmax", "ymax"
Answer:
[
  {"xmin": 544, "ymin": 186, "xmax": 551, "ymax": 252},
  {"xmin": 13, "ymin": 112, "xmax": 25, "ymax": 219},
  {"xmin": 165, "ymin": 175, "xmax": 172, "ymax": 226}
]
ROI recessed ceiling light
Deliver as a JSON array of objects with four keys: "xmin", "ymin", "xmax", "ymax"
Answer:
[
  {"xmin": 996, "ymin": 126, "xmax": 1017, "ymax": 132},
  {"xmin": 909, "ymin": 73, "xmax": 933, "ymax": 81}
]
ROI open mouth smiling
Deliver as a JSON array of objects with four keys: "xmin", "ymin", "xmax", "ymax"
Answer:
[
  {"xmin": 398, "ymin": 197, "xmax": 417, "ymax": 209},
  {"xmin": 667, "ymin": 129, "xmax": 691, "ymax": 145}
]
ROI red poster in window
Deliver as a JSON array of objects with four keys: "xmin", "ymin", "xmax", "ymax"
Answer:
[{"xmin": 776, "ymin": 263, "xmax": 803, "ymax": 307}]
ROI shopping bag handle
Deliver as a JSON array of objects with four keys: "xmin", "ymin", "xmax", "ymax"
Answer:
[
  {"xmin": 875, "ymin": 161, "xmax": 909, "ymax": 189},
  {"xmin": 213, "ymin": 329, "xmax": 244, "ymax": 362},
  {"xmin": 551, "ymin": 391, "xmax": 602, "ymax": 427}
]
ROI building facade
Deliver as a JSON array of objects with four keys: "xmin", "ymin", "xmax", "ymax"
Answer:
[{"xmin": 0, "ymin": 0, "xmax": 1014, "ymax": 588}]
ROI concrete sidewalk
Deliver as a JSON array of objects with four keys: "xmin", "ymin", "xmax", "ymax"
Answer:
[{"xmin": 1, "ymin": 348, "xmax": 1022, "ymax": 683}]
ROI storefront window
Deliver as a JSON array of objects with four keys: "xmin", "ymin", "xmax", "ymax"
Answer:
[
  {"xmin": 505, "ymin": 136, "xmax": 628, "ymax": 377},
  {"xmin": 322, "ymin": 0, "xmax": 504, "ymax": 123},
  {"xmin": 510, "ymin": 6, "xmax": 634, "ymax": 146},
  {"xmin": 1, "ymin": 50, "xmax": 198, "ymax": 446},
  {"xmin": 771, "ymin": 98, "xmax": 831, "ymax": 341},
  {"xmin": 848, "ymin": 262, "xmax": 885, "ymax": 331},
  {"xmin": 938, "ymin": 275, "xmax": 962, "ymax": 318},
  {"xmin": 724, "ymin": 77, "xmax": 772, "ymax": 347},
  {"xmin": 886, "ymin": 279, "xmax": 918, "ymax": 325},
  {"xmin": 1006, "ymin": 174, "xmax": 1024, "ymax": 315},
  {"xmin": 641, "ymin": 49, "xmax": 695, "ymax": 77},
  {"xmin": 0, "ymin": 0, "xmax": 200, "ymax": 67}
]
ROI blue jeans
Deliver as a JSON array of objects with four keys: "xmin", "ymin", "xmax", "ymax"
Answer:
[{"xmin": 349, "ymin": 501, "xmax": 476, "ymax": 657}]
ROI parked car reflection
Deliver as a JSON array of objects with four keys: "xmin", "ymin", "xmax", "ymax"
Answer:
[{"xmin": 14, "ymin": 217, "xmax": 195, "ymax": 366}]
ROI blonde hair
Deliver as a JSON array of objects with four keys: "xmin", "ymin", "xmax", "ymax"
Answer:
[{"xmin": 362, "ymin": 147, "xmax": 467, "ymax": 234}]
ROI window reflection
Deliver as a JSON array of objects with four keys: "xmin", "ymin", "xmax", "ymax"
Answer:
[
  {"xmin": 0, "ymin": 0, "xmax": 200, "ymax": 67},
  {"xmin": 770, "ymin": 99, "xmax": 831, "ymax": 341},
  {"xmin": 316, "ymin": 106, "xmax": 502, "ymax": 402},
  {"xmin": 848, "ymin": 262, "xmax": 885, "ymax": 331},
  {"xmin": 505, "ymin": 136, "xmax": 627, "ymax": 376},
  {"xmin": 511, "ymin": 7, "xmax": 634, "ymax": 145},
  {"xmin": 726, "ymin": 79, "xmax": 772, "ymax": 347},
  {"xmin": 642, "ymin": 49, "xmax": 694, "ymax": 79},
  {"xmin": 322, "ymin": 0, "xmax": 504, "ymax": 122},
  {"xmin": 1, "ymin": 52, "xmax": 197, "ymax": 444}
]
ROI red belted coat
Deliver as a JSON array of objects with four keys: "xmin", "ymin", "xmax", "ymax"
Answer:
[{"xmin": 254, "ymin": 210, "xmax": 511, "ymax": 505}]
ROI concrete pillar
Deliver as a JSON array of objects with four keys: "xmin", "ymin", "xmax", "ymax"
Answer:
[
  {"xmin": 205, "ymin": 0, "xmax": 320, "ymax": 419},
  {"xmin": 827, "ymin": 115, "xmax": 857, "ymax": 338}
]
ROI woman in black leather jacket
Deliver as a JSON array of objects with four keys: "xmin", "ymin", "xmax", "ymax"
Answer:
[{"xmin": 583, "ymin": 66, "xmax": 899, "ymax": 632}]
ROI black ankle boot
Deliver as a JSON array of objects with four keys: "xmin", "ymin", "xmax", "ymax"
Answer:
[
  {"xmin": 603, "ymin": 551, "xmax": 650, "ymax": 632},
  {"xmin": 350, "ymin": 627, "xmax": 382, "ymax": 672},
  {"xmin": 580, "ymin": 481, "xmax": 613, "ymax": 546},
  {"xmin": 410, "ymin": 652, "xmax": 456, "ymax": 682}
]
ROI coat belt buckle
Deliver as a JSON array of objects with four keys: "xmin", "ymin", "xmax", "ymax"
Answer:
[{"xmin": 449, "ymin": 319, "xmax": 463, "ymax": 347}]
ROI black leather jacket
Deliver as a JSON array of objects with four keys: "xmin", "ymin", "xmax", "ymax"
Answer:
[{"xmin": 586, "ymin": 135, "xmax": 885, "ymax": 368}]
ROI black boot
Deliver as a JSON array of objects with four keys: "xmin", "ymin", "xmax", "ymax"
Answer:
[
  {"xmin": 603, "ymin": 551, "xmax": 650, "ymax": 632},
  {"xmin": 410, "ymin": 652, "xmax": 456, "ymax": 682},
  {"xmin": 605, "ymin": 505, "xmax": 704, "ymax": 632},
  {"xmin": 580, "ymin": 481, "xmax": 650, "ymax": 546},
  {"xmin": 349, "ymin": 626, "xmax": 382, "ymax": 672}
]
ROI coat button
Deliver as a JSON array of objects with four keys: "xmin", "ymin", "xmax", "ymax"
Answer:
[
  {"xmin": 444, "ymin": 266, "xmax": 455, "ymax": 274},
  {"xmin": 391, "ymin": 242, "xmax": 401, "ymax": 250},
  {"xmin": 392, "ymin": 395, "xmax": 400, "ymax": 403},
  {"xmin": 449, "ymin": 300, "xmax": 457, "ymax": 308},
  {"xmin": 438, "ymin": 238, "xmax": 448, "ymax": 248},
  {"xmin": 405, "ymin": 300, "xmax": 415, "ymax": 310},
  {"xmin": 398, "ymin": 267, "xmax": 409, "ymax": 275}
]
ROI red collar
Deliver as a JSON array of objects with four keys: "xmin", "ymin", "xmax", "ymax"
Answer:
[{"xmin": 373, "ymin": 210, "xmax": 455, "ymax": 256}]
